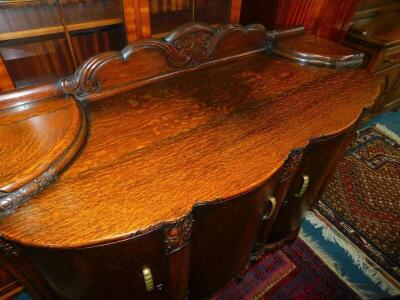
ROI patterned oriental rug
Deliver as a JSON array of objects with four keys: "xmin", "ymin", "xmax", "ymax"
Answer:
[
  {"xmin": 314, "ymin": 126, "xmax": 400, "ymax": 283},
  {"xmin": 212, "ymin": 239, "xmax": 359, "ymax": 299}
]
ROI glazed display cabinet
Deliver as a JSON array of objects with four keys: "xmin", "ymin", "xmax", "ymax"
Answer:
[{"xmin": 0, "ymin": 0, "xmax": 242, "ymax": 91}]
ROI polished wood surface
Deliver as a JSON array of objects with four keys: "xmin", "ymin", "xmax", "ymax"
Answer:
[
  {"xmin": 277, "ymin": 32, "xmax": 358, "ymax": 57},
  {"xmin": 0, "ymin": 96, "xmax": 85, "ymax": 194},
  {"xmin": 0, "ymin": 23, "xmax": 380, "ymax": 299},
  {"xmin": 272, "ymin": 32, "xmax": 365, "ymax": 68},
  {"xmin": 59, "ymin": 23, "xmax": 268, "ymax": 99},
  {"xmin": 0, "ymin": 54, "xmax": 379, "ymax": 247}
]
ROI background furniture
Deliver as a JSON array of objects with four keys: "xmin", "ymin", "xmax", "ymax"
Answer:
[
  {"xmin": 0, "ymin": 0, "xmax": 126, "ymax": 90},
  {"xmin": 0, "ymin": 23, "xmax": 378, "ymax": 299},
  {"xmin": 345, "ymin": 0, "xmax": 400, "ymax": 115},
  {"xmin": 0, "ymin": 268, "xmax": 23, "ymax": 299},
  {"xmin": 241, "ymin": 0, "xmax": 400, "ymax": 116},
  {"xmin": 0, "ymin": 0, "xmax": 242, "ymax": 91},
  {"xmin": 240, "ymin": 0, "xmax": 360, "ymax": 42}
]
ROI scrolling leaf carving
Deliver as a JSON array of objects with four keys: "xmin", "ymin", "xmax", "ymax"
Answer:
[
  {"xmin": 0, "ymin": 167, "xmax": 57, "ymax": 217},
  {"xmin": 164, "ymin": 215, "xmax": 194, "ymax": 253},
  {"xmin": 279, "ymin": 147, "xmax": 305, "ymax": 182}
]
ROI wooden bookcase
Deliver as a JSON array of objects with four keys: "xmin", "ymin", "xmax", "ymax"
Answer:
[
  {"xmin": 123, "ymin": 0, "xmax": 242, "ymax": 41},
  {"xmin": 0, "ymin": 0, "xmax": 126, "ymax": 89},
  {"xmin": 0, "ymin": 0, "xmax": 242, "ymax": 90}
]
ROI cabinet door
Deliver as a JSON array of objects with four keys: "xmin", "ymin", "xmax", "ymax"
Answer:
[
  {"xmin": 127, "ymin": 0, "xmax": 242, "ymax": 39},
  {"xmin": 189, "ymin": 173, "xmax": 279, "ymax": 298},
  {"xmin": 19, "ymin": 228, "xmax": 168, "ymax": 300},
  {"xmin": 268, "ymin": 129, "xmax": 352, "ymax": 243}
]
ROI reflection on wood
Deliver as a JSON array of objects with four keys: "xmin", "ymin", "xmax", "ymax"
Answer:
[
  {"xmin": 70, "ymin": 25, "xmax": 126, "ymax": 65},
  {"xmin": 0, "ymin": 1, "xmax": 60, "ymax": 34},
  {"xmin": 0, "ymin": 56, "xmax": 15, "ymax": 92},
  {"xmin": 0, "ymin": 38, "xmax": 75, "ymax": 87},
  {"xmin": 149, "ymin": 0, "xmax": 234, "ymax": 35}
]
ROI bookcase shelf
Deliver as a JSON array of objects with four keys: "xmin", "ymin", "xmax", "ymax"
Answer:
[{"xmin": 0, "ymin": 18, "xmax": 123, "ymax": 42}]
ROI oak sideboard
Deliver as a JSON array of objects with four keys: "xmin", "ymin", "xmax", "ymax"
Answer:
[{"xmin": 0, "ymin": 23, "xmax": 379, "ymax": 299}]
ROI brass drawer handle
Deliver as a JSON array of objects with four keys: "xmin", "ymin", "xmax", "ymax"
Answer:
[
  {"xmin": 262, "ymin": 196, "xmax": 277, "ymax": 220},
  {"xmin": 294, "ymin": 175, "xmax": 309, "ymax": 198},
  {"xmin": 142, "ymin": 267, "xmax": 154, "ymax": 292}
]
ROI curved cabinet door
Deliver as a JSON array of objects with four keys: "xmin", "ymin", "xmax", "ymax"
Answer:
[
  {"xmin": 268, "ymin": 128, "xmax": 353, "ymax": 243},
  {"xmin": 18, "ymin": 228, "xmax": 168, "ymax": 300},
  {"xmin": 189, "ymin": 173, "xmax": 279, "ymax": 298}
]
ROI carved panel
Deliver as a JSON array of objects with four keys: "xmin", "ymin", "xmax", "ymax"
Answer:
[
  {"xmin": 58, "ymin": 23, "xmax": 268, "ymax": 98},
  {"xmin": 279, "ymin": 147, "xmax": 305, "ymax": 182},
  {"xmin": 0, "ymin": 167, "xmax": 57, "ymax": 217},
  {"xmin": 164, "ymin": 215, "xmax": 194, "ymax": 253},
  {"xmin": 0, "ymin": 237, "xmax": 18, "ymax": 258}
]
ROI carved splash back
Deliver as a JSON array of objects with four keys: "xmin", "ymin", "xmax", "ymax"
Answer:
[{"xmin": 59, "ymin": 23, "xmax": 268, "ymax": 100}]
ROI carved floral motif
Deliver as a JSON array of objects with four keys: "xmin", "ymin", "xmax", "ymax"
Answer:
[
  {"xmin": 280, "ymin": 148, "xmax": 305, "ymax": 182},
  {"xmin": 0, "ymin": 167, "xmax": 57, "ymax": 217},
  {"xmin": 173, "ymin": 31, "xmax": 213, "ymax": 64},
  {"xmin": 0, "ymin": 237, "xmax": 18, "ymax": 258},
  {"xmin": 58, "ymin": 23, "xmax": 267, "ymax": 97},
  {"xmin": 165, "ymin": 215, "xmax": 193, "ymax": 253}
]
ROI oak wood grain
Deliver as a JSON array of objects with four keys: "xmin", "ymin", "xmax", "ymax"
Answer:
[
  {"xmin": 0, "ymin": 96, "xmax": 86, "ymax": 194},
  {"xmin": 0, "ymin": 53, "xmax": 379, "ymax": 247},
  {"xmin": 272, "ymin": 32, "xmax": 365, "ymax": 68}
]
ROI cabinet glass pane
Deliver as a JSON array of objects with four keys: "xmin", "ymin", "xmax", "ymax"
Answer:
[
  {"xmin": 195, "ymin": 0, "xmax": 231, "ymax": 24},
  {"xmin": 61, "ymin": 0, "xmax": 126, "ymax": 65},
  {"xmin": 0, "ymin": 0, "xmax": 75, "ymax": 87},
  {"xmin": 149, "ymin": 0, "xmax": 232, "ymax": 36},
  {"xmin": 70, "ymin": 25, "xmax": 126, "ymax": 65},
  {"xmin": 60, "ymin": 0, "xmax": 124, "ymax": 28},
  {"xmin": 0, "ymin": 0, "xmax": 62, "ymax": 41},
  {"xmin": 0, "ymin": 36, "xmax": 75, "ymax": 87}
]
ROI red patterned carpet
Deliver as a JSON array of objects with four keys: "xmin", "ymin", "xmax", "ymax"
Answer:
[
  {"xmin": 212, "ymin": 239, "xmax": 359, "ymax": 299},
  {"xmin": 315, "ymin": 126, "xmax": 400, "ymax": 282}
]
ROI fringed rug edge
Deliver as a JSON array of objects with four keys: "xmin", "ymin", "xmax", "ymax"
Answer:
[{"xmin": 300, "ymin": 211, "xmax": 400, "ymax": 298}]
